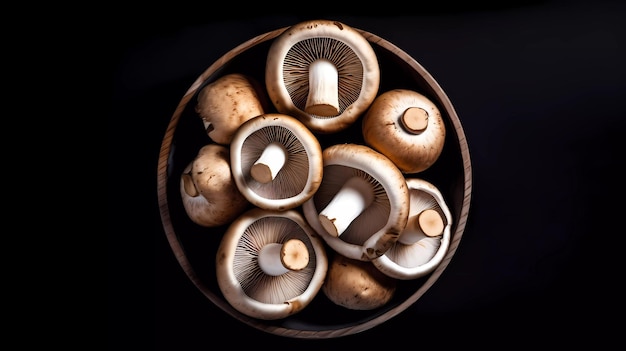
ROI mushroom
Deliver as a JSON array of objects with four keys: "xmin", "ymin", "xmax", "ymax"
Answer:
[
  {"xmin": 302, "ymin": 143, "xmax": 410, "ymax": 261},
  {"xmin": 180, "ymin": 144, "xmax": 249, "ymax": 227},
  {"xmin": 362, "ymin": 89, "xmax": 446, "ymax": 173},
  {"xmin": 230, "ymin": 113, "xmax": 324, "ymax": 211},
  {"xmin": 195, "ymin": 73, "xmax": 268, "ymax": 145},
  {"xmin": 372, "ymin": 178, "xmax": 452, "ymax": 280},
  {"xmin": 265, "ymin": 19, "xmax": 380, "ymax": 134},
  {"xmin": 216, "ymin": 207, "xmax": 328, "ymax": 320},
  {"xmin": 322, "ymin": 252, "xmax": 397, "ymax": 310}
]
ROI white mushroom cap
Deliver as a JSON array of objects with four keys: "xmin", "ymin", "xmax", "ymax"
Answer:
[
  {"xmin": 230, "ymin": 113, "xmax": 324, "ymax": 211},
  {"xmin": 302, "ymin": 144, "xmax": 410, "ymax": 261},
  {"xmin": 216, "ymin": 208, "xmax": 328, "ymax": 320},
  {"xmin": 372, "ymin": 178, "xmax": 452, "ymax": 280},
  {"xmin": 266, "ymin": 19, "xmax": 380, "ymax": 134},
  {"xmin": 180, "ymin": 144, "xmax": 249, "ymax": 227},
  {"xmin": 362, "ymin": 89, "xmax": 446, "ymax": 173},
  {"xmin": 195, "ymin": 73, "xmax": 268, "ymax": 145}
]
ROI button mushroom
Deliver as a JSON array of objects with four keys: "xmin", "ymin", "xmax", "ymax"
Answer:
[
  {"xmin": 195, "ymin": 73, "xmax": 268, "ymax": 145},
  {"xmin": 230, "ymin": 113, "xmax": 324, "ymax": 211},
  {"xmin": 180, "ymin": 144, "xmax": 249, "ymax": 227},
  {"xmin": 215, "ymin": 208, "xmax": 328, "ymax": 320},
  {"xmin": 362, "ymin": 89, "xmax": 446, "ymax": 173},
  {"xmin": 322, "ymin": 252, "xmax": 397, "ymax": 310},
  {"xmin": 372, "ymin": 178, "xmax": 452, "ymax": 280},
  {"xmin": 302, "ymin": 143, "xmax": 410, "ymax": 261},
  {"xmin": 265, "ymin": 19, "xmax": 380, "ymax": 134}
]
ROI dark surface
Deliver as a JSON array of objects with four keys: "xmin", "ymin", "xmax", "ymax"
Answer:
[{"xmin": 111, "ymin": 1, "xmax": 625, "ymax": 349}]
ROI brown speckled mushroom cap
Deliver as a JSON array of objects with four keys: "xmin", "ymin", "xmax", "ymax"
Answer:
[
  {"xmin": 230, "ymin": 113, "xmax": 324, "ymax": 211},
  {"xmin": 265, "ymin": 19, "xmax": 380, "ymax": 134},
  {"xmin": 180, "ymin": 144, "xmax": 249, "ymax": 227},
  {"xmin": 362, "ymin": 89, "xmax": 446, "ymax": 174},
  {"xmin": 372, "ymin": 178, "xmax": 452, "ymax": 280},
  {"xmin": 216, "ymin": 208, "xmax": 328, "ymax": 320},
  {"xmin": 302, "ymin": 143, "xmax": 410, "ymax": 261}
]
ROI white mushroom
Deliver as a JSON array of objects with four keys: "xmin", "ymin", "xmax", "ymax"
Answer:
[
  {"xmin": 180, "ymin": 144, "xmax": 249, "ymax": 227},
  {"xmin": 322, "ymin": 253, "xmax": 397, "ymax": 310},
  {"xmin": 372, "ymin": 178, "xmax": 452, "ymax": 280},
  {"xmin": 230, "ymin": 113, "xmax": 324, "ymax": 211},
  {"xmin": 216, "ymin": 208, "xmax": 328, "ymax": 320},
  {"xmin": 302, "ymin": 144, "xmax": 410, "ymax": 261},
  {"xmin": 362, "ymin": 89, "xmax": 446, "ymax": 173},
  {"xmin": 266, "ymin": 19, "xmax": 380, "ymax": 134},
  {"xmin": 195, "ymin": 73, "xmax": 268, "ymax": 145}
]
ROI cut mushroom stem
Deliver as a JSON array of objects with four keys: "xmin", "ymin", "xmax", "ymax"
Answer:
[
  {"xmin": 258, "ymin": 238, "xmax": 310, "ymax": 276},
  {"xmin": 398, "ymin": 209, "xmax": 444, "ymax": 245},
  {"xmin": 401, "ymin": 107, "xmax": 429, "ymax": 134},
  {"xmin": 250, "ymin": 141, "xmax": 288, "ymax": 183},
  {"xmin": 305, "ymin": 59, "xmax": 339, "ymax": 117},
  {"xmin": 318, "ymin": 176, "xmax": 375, "ymax": 237}
]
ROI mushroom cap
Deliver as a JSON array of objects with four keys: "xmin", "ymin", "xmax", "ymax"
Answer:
[
  {"xmin": 322, "ymin": 253, "xmax": 397, "ymax": 310},
  {"xmin": 302, "ymin": 144, "xmax": 410, "ymax": 261},
  {"xmin": 362, "ymin": 89, "xmax": 446, "ymax": 173},
  {"xmin": 195, "ymin": 73, "xmax": 268, "ymax": 145},
  {"xmin": 372, "ymin": 178, "xmax": 452, "ymax": 280},
  {"xmin": 216, "ymin": 208, "xmax": 328, "ymax": 320},
  {"xmin": 230, "ymin": 113, "xmax": 324, "ymax": 211},
  {"xmin": 180, "ymin": 144, "xmax": 249, "ymax": 227},
  {"xmin": 265, "ymin": 19, "xmax": 380, "ymax": 134}
]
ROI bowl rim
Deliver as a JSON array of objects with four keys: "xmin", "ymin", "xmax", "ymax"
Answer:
[{"xmin": 157, "ymin": 25, "xmax": 473, "ymax": 339}]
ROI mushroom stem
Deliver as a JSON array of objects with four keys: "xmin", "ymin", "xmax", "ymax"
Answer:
[
  {"xmin": 400, "ymin": 107, "xmax": 429, "ymax": 134},
  {"xmin": 305, "ymin": 59, "xmax": 339, "ymax": 117},
  {"xmin": 258, "ymin": 239, "xmax": 310, "ymax": 276},
  {"xmin": 250, "ymin": 142, "xmax": 288, "ymax": 183},
  {"xmin": 318, "ymin": 176, "xmax": 375, "ymax": 237},
  {"xmin": 398, "ymin": 209, "xmax": 444, "ymax": 245}
]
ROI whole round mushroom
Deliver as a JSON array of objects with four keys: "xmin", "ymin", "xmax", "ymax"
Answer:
[
  {"xmin": 180, "ymin": 144, "xmax": 249, "ymax": 227},
  {"xmin": 230, "ymin": 113, "xmax": 324, "ymax": 211},
  {"xmin": 322, "ymin": 252, "xmax": 397, "ymax": 311},
  {"xmin": 302, "ymin": 143, "xmax": 410, "ymax": 261},
  {"xmin": 216, "ymin": 207, "xmax": 328, "ymax": 320},
  {"xmin": 195, "ymin": 73, "xmax": 269, "ymax": 145},
  {"xmin": 372, "ymin": 178, "xmax": 452, "ymax": 280},
  {"xmin": 362, "ymin": 89, "xmax": 446, "ymax": 174},
  {"xmin": 265, "ymin": 19, "xmax": 380, "ymax": 134}
]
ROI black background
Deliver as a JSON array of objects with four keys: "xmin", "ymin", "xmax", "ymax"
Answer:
[{"xmin": 111, "ymin": 1, "xmax": 624, "ymax": 348}]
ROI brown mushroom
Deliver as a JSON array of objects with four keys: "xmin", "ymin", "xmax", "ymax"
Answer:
[
  {"xmin": 322, "ymin": 253, "xmax": 397, "ymax": 310},
  {"xmin": 362, "ymin": 89, "xmax": 446, "ymax": 173},
  {"xmin": 195, "ymin": 73, "xmax": 268, "ymax": 145},
  {"xmin": 265, "ymin": 19, "xmax": 380, "ymax": 134},
  {"xmin": 302, "ymin": 144, "xmax": 410, "ymax": 261},
  {"xmin": 216, "ymin": 208, "xmax": 328, "ymax": 320},
  {"xmin": 230, "ymin": 113, "xmax": 323, "ymax": 211},
  {"xmin": 180, "ymin": 144, "xmax": 249, "ymax": 227},
  {"xmin": 372, "ymin": 178, "xmax": 452, "ymax": 280}
]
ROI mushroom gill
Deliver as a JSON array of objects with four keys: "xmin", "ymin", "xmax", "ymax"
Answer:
[
  {"xmin": 230, "ymin": 114, "xmax": 323, "ymax": 211},
  {"xmin": 266, "ymin": 19, "xmax": 380, "ymax": 134},
  {"xmin": 216, "ymin": 208, "xmax": 328, "ymax": 320}
]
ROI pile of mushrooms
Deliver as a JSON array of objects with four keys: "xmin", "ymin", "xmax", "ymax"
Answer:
[{"xmin": 177, "ymin": 19, "xmax": 452, "ymax": 318}]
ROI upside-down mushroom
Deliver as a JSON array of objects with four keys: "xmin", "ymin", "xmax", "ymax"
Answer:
[
  {"xmin": 362, "ymin": 89, "xmax": 446, "ymax": 173},
  {"xmin": 302, "ymin": 144, "xmax": 409, "ymax": 261},
  {"xmin": 195, "ymin": 73, "xmax": 268, "ymax": 145},
  {"xmin": 230, "ymin": 113, "xmax": 323, "ymax": 211},
  {"xmin": 180, "ymin": 144, "xmax": 249, "ymax": 227},
  {"xmin": 372, "ymin": 178, "xmax": 452, "ymax": 280},
  {"xmin": 216, "ymin": 208, "xmax": 328, "ymax": 320},
  {"xmin": 265, "ymin": 19, "xmax": 380, "ymax": 134},
  {"xmin": 323, "ymin": 253, "xmax": 397, "ymax": 310}
]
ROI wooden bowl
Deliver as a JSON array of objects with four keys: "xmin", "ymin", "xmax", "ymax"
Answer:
[{"xmin": 157, "ymin": 24, "xmax": 472, "ymax": 338}]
